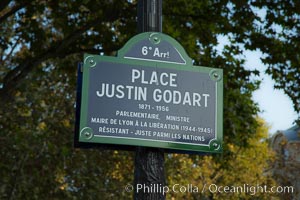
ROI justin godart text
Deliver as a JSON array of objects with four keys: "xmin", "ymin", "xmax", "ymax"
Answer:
[{"xmin": 95, "ymin": 68, "xmax": 211, "ymax": 107}]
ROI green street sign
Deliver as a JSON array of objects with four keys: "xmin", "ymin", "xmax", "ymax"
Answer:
[{"xmin": 76, "ymin": 32, "xmax": 223, "ymax": 153}]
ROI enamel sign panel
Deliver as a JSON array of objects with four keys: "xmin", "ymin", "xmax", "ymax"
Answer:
[{"xmin": 76, "ymin": 32, "xmax": 223, "ymax": 153}]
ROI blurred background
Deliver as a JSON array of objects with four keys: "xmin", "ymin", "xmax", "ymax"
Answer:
[{"xmin": 0, "ymin": 0, "xmax": 299, "ymax": 199}]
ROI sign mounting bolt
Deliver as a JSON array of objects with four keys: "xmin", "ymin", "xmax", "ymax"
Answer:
[
  {"xmin": 209, "ymin": 69, "xmax": 222, "ymax": 82},
  {"xmin": 80, "ymin": 127, "xmax": 93, "ymax": 140},
  {"xmin": 84, "ymin": 132, "xmax": 91, "ymax": 137},
  {"xmin": 213, "ymin": 73, "xmax": 219, "ymax": 79}
]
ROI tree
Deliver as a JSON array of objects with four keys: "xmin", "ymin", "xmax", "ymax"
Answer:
[
  {"xmin": 0, "ymin": 0, "xmax": 294, "ymax": 199},
  {"xmin": 247, "ymin": 0, "xmax": 300, "ymax": 116},
  {"xmin": 165, "ymin": 118, "xmax": 277, "ymax": 200}
]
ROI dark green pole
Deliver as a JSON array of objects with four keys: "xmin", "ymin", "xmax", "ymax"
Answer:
[
  {"xmin": 134, "ymin": 1, "xmax": 165, "ymax": 200},
  {"xmin": 137, "ymin": 0, "xmax": 162, "ymax": 32}
]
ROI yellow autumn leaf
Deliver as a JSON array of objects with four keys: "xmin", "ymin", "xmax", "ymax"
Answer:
[
  {"xmin": 62, "ymin": 119, "xmax": 70, "ymax": 127},
  {"xmin": 20, "ymin": 109, "xmax": 32, "ymax": 117},
  {"xmin": 40, "ymin": 100, "xmax": 46, "ymax": 108},
  {"xmin": 15, "ymin": 91, "xmax": 21, "ymax": 97},
  {"xmin": 38, "ymin": 122, "xmax": 47, "ymax": 130}
]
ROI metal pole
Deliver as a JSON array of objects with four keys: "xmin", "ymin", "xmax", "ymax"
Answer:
[
  {"xmin": 137, "ymin": 0, "xmax": 162, "ymax": 32},
  {"xmin": 134, "ymin": 1, "xmax": 165, "ymax": 200}
]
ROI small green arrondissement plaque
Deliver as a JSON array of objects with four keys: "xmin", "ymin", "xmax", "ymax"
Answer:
[{"xmin": 77, "ymin": 32, "xmax": 223, "ymax": 153}]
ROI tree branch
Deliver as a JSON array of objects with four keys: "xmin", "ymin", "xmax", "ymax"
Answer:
[
  {"xmin": 0, "ymin": 2, "xmax": 28, "ymax": 24},
  {"xmin": 0, "ymin": 0, "xmax": 11, "ymax": 12},
  {"xmin": 1, "ymin": 36, "xmax": 21, "ymax": 65},
  {"xmin": 0, "ymin": 3, "xmax": 131, "ymax": 100},
  {"xmin": 0, "ymin": 18, "xmax": 111, "ymax": 100},
  {"xmin": 65, "ymin": 46, "xmax": 121, "ymax": 56}
]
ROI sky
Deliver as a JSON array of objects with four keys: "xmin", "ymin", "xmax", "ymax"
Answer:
[
  {"xmin": 242, "ymin": 7, "xmax": 298, "ymax": 134},
  {"xmin": 216, "ymin": 35, "xmax": 298, "ymax": 134},
  {"xmin": 244, "ymin": 50, "xmax": 298, "ymax": 134}
]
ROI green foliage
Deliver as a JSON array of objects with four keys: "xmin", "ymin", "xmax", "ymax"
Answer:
[
  {"xmin": 165, "ymin": 119, "xmax": 277, "ymax": 200},
  {"xmin": 247, "ymin": 1, "xmax": 300, "ymax": 116},
  {"xmin": 0, "ymin": 0, "xmax": 295, "ymax": 199}
]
